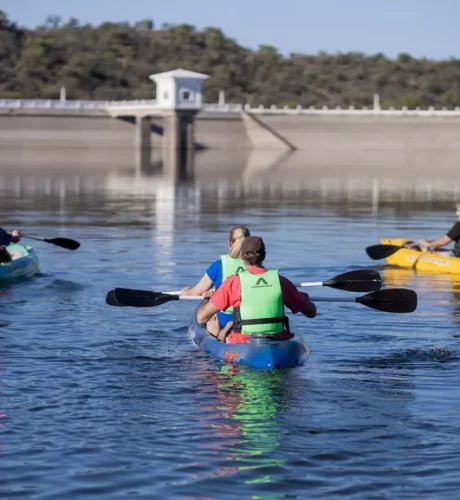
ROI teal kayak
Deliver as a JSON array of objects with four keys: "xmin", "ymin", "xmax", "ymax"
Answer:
[{"xmin": 0, "ymin": 244, "xmax": 39, "ymax": 284}]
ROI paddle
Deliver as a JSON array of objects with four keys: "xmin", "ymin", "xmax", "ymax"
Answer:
[
  {"xmin": 366, "ymin": 243, "xmax": 451, "ymax": 260},
  {"xmin": 106, "ymin": 287, "xmax": 417, "ymax": 313},
  {"xmin": 159, "ymin": 271, "xmax": 381, "ymax": 294},
  {"xmin": 365, "ymin": 244, "xmax": 408, "ymax": 260},
  {"xmin": 299, "ymin": 269, "xmax": 381, "ymax": 292},
  {"xmin": 23, "ymin": 235, "xmax": 80, "ymax": 251},
  {"xmin": 310, "ymin": 288, "xmax": 417, "ymax": 313},
  {"xmin": 105, "ymin": 290, "xmax": 126, "ymax": 307},
  {"xmin": 145, "ymin": 270, "xmax": 380, "ymax": 295},
  {"xmin": 105, "ymin": 270, "xmax": 381, "ymax": 308}
]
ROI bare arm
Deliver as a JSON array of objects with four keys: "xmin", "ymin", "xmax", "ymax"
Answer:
[
  {"xmin": 181, "ymin": 273, "xmax": 213, "ymax": 296},
  {"xmin": 419, "ymin": 235, "xmax": 452, "ymax": 250},
  {"xmin": 196, "ymin": 300, "xmax": 220, "ymax": 325}
]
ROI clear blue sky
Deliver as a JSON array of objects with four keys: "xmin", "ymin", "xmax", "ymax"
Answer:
[{"xmin": 2, "ymin": 0, "xmax": 458, "ymax": 60}]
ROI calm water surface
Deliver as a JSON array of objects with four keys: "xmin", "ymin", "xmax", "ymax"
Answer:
[{"xmin": 1, "ymin": 168, "xmax": 460, "ymax": 498}]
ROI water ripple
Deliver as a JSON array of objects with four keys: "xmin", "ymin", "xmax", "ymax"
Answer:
[{"xmin": 0, "ymin": 176, "xmax": 460, "ymax": 497}]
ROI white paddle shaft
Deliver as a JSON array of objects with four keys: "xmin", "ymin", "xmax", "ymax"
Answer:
[
  {"xmin": 162, "ymin": 291, "xmax": 203, "ymax": 300},
  {"xmin": 167, "ymin": 292, "xmax": 355, "ymax": 303}
]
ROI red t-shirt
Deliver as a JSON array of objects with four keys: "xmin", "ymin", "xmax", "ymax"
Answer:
[{"xmin": 210, "ymin": 266, "xmax": 311, "ymax": 341}]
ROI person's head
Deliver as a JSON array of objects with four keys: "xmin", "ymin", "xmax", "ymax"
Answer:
[
  {"xmin": 241, "ymin": 236, "xmax": 266, "ymax": 266},
  {"xmin": 228, "ymin": 225, "xmax": 250, "ymax": 258}
]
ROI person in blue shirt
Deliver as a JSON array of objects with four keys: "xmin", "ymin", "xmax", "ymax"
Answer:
[
  {"xmin": 181, "ymin": 225, "xmax": 250, "ymax": 333},
  {"xmin": 0, "ymin": 228, "xmax": 21, "ymax": 263},
  {"xmin": 0, "ymin": 228, "xmax": 21, "ymax": 246}
]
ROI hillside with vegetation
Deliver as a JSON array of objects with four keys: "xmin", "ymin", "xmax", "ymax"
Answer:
[{"xmin": 1, "ymin": 10, "xmax": 460, "ymax": 109}]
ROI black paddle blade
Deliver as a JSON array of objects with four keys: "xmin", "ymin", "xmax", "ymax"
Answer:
[
  {"xmin": 357, "ymin": 288, "xmax": 417, "ymax": 313},
  {"xmin": 365, "ymin": 244, "xmax": 403, "ymax": 260},
  {"xmin": 323, "ymin": 269, "xmax": 382, "ymax": 292},
  {"xmin": 106, "ymin": 290, "xmax": 126, "ymax": 306},
  {"xmin": 112, "ymin": 288, "xmax": 179, "ymax": 307},
  {"xmin": 44, "ymin": 237, "xmax": 80, "ymax": 251}
]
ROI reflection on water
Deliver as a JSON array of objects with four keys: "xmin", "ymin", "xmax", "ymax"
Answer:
[
  {"xmin": 1, "ymin": 163, "xmax": 460, "ymax": 214},
  {"xmin": 384, "ymin": 267, "xmax": 460, "ymax": 329},
  {"xmin": 191, "ymin": 363, "xmax": 296, "ymax": 489}
]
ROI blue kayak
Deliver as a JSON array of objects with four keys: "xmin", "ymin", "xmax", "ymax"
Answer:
[
  {"xmin": 0, "ymin": 244, "xmax": 39, "ymax": 284},
  {"xmin": 188, "ymin": 311, "xmax": 309, "ymax": 370}
]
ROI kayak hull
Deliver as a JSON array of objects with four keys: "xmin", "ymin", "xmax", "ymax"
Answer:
[
  {"xmin": 381, "ymin": 237, "xmax": 460, "ymax": 274},
  {"xmin": 0, "ymin": 244, "xmax": 39, "ymax": 284},
  {"xmin": 188, "ymin": 311, "xmax": 309, "ymax": 370}
]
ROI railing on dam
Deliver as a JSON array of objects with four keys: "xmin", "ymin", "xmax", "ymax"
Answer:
[
  {"xmin": 1, "ymin": 98, "xmax": 460, "ymax": 117},
  {"xmin": 0, "ymin": 99, "xmax": 109, "ymax": 109}
]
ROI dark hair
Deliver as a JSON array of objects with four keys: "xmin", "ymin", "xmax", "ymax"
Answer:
[{"xmin": 242, "ymin": 248, "xmax": 265, "ymax": 266}]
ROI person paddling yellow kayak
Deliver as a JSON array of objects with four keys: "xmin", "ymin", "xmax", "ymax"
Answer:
[{"xmin": 417, "ymin": 204, "xmax": 460, "ymax": 256}]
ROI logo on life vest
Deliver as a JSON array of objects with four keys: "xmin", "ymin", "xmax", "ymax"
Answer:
[
  {"xmin": 252, "ymin": 277, "xmax": 272, "ymax": 288},
  {"xmin": 236, "ymin": 266, "xmax": 245, "ymax": 273}
]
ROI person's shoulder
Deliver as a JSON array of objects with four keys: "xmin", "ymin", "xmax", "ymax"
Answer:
[
  {"xmin": 225, "ymin": 274, "xmax": 239, "ymax": 285},
  {"xmin": 279, "ymin": 274, "xmax": 295, "ymax": 286},
  {"xmin": 207, "ymin": 259, "xmax": 222, "ymax": 271},
  {"xmin": 213, "ymin": 274, "xmax": 238, "ymax": 300},
  {"xmin": 447, "ymin": 221, "xmax": 460, "ymax": 235}
]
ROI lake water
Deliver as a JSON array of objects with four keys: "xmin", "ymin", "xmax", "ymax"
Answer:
[{"xmin": 1, "ymin": 161, "xmax": 460, "ymax": 498}]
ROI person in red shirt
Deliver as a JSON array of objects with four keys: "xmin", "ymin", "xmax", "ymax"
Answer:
[{"xmin": 196, "ymin": 236, "xmax": 316, "ymax": 343}]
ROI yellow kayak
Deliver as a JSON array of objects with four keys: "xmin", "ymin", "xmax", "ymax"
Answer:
[{"xmin": 381, "ymin": 238, "xmax": 460, "ymax": 274}]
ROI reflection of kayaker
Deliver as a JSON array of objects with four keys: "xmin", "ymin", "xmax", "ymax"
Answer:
[
  {"xmin": 181, "ymin": 225, "xmax": 250, "ymax": 331},
  {"xmin": 418, "ymin": 203, "xmax": 460, "ymax": 256},
  {"xmin": 196, "ymin": 236, "xmax": 316, "ymax": 343},
  {"xmin": 191, "ymin": 362, "xmax": 286, "ymax": 481}
]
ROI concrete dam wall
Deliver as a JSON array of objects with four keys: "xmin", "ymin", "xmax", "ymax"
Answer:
[
  {"xmin": 1, "ymin": 114, "xmax": 460, "ymax": 173},
  {"xmin": 0, "ymin": 115, "xmax": 250, "ymax": 151}
]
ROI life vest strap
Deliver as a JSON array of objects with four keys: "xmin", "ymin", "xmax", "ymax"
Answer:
[{"xmin": 240, "ymin": 316, "xmax": 286, "ymax": 325}]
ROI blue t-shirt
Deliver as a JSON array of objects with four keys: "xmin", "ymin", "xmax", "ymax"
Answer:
[{"xmin": 206, "ymin": 259, "xmax": 233, "ymax": 327}]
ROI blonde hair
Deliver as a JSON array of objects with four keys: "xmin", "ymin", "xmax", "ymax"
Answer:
[{"xmin": 229, "ymin": 225, "xmax": 250, "ymax": 258}]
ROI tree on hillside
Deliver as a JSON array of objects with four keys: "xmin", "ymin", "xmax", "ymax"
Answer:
[{"xmin": 1, "ymin": 11, "xmax": 460, "ymax": 108}]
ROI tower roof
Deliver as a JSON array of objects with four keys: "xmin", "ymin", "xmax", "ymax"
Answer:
[{"xmin": 149, "ymin": 68, "xmax": 209, "ymax": 81}]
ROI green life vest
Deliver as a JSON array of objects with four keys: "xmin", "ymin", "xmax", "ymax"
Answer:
[
  {"xmin": 221, "ymin": 254, "xmax": 245, "ymax": 280},
  {"xmin": 220, "ymin": 254, "xmax": 246, "ymax": 314},
  {"xmin": 233, "ymin": 270, "xmax": 285, "ymax": 336}
]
